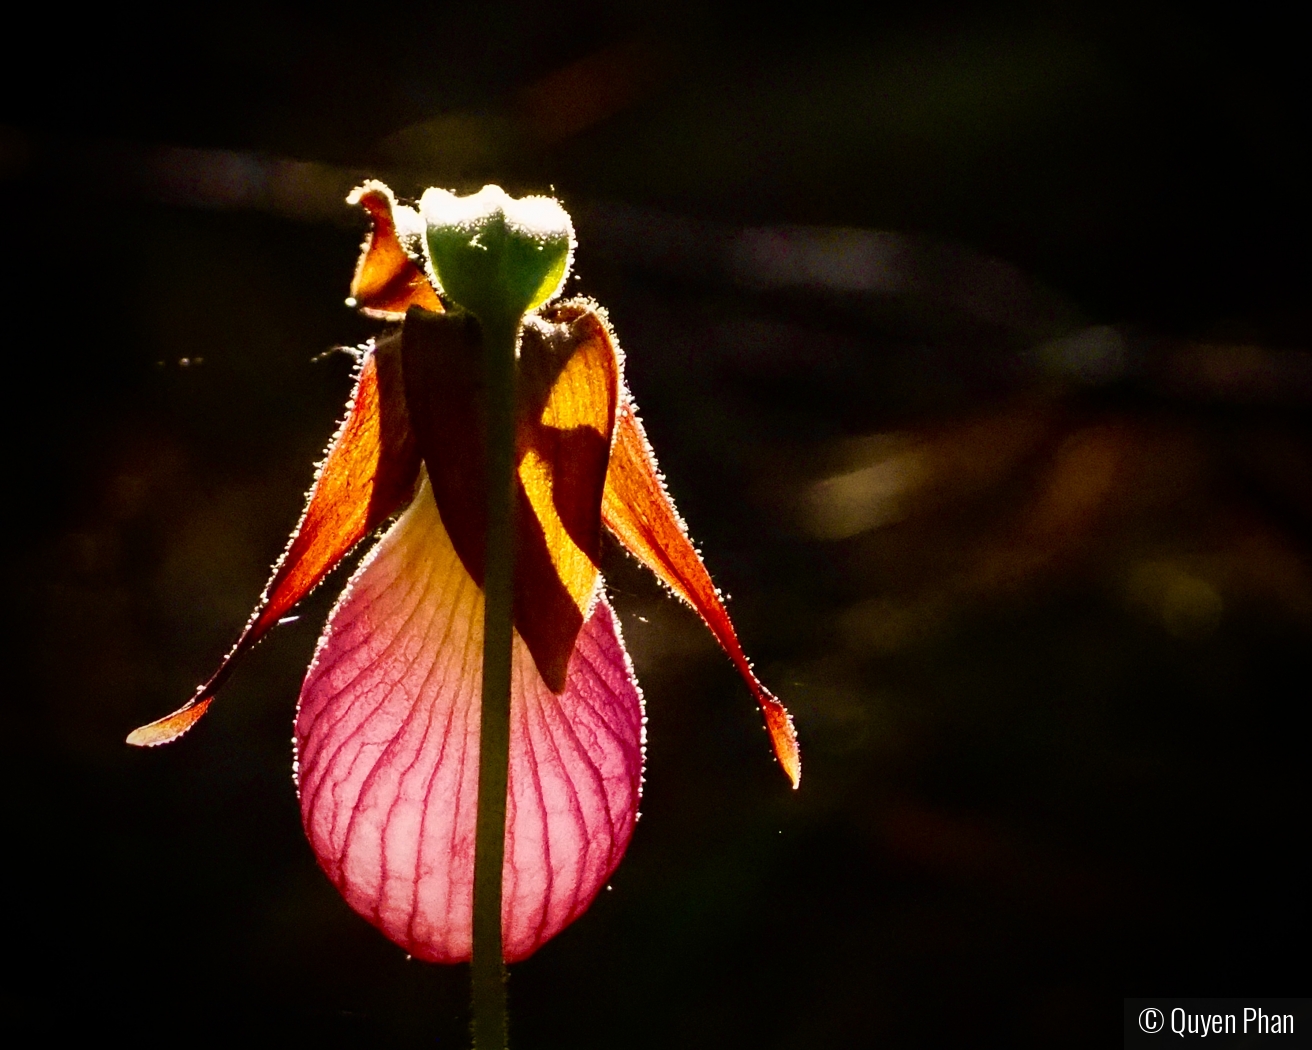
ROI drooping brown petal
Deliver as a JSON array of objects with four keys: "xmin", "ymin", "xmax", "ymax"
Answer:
[
  {"xmin": 347, "ymin": 182, "xmax": 443, "ymax": 320},
  {"xmin": 516, "ymin": 303, "xmax": 619, "ymax": 681},
  {"xmin": 602, "ymin": 399, "xmax": 801, "ymax": 787},
  {"xmin": 401, "ymin": 301, "xmax": 619, "ymax": 693},
  {"xmin": 127, "ymin": 334, "xmax": 421, "ymax": 746}
]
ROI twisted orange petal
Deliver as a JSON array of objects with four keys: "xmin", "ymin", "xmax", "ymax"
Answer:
[
  {"xmin": 347, "ymin": 182, "xmax": 443, "ymax": 320},
  {"xmin": 602, "ymin": 399, "xmax": 801, "ymax": 787},
  {"xmin": 127, "ymin": 336, "xmax": 421, "ymax": 746}
]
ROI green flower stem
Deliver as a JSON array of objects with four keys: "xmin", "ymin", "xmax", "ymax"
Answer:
[
  {"xmin": 418, "ymin": 184, "xmax": 574, "ymax": 1050},
  {"xmin": 471, "ymin": 312, "xmax": 520, "ymax": 1050}
]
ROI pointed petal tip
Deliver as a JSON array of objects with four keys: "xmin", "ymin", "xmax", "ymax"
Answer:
[
  {"xmin": 126, "ymin": 696, "xmax": 213, "ymax": 747},
  {"xmin": 762, "ymin": 697, "xmax": 801, "ymax": 789}
]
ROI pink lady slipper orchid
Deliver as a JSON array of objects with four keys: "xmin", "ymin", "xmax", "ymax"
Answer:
[{"xmin": 129, "ymin": 183, "xmax": 800, "ymax": 964}]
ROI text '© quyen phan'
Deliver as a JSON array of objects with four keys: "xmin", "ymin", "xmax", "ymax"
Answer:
[{"xmin": 1170, "ymin": 1007, "xmax": 1294, "ymax": 1037}]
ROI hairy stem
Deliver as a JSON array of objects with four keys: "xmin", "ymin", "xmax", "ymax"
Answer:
[{"xmin": 471, "ymin": 313, "xmax": 519, "ymax": 1050}]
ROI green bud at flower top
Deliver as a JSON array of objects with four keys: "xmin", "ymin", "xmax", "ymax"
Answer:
[{"xmin": 420, "ymin": 185, "xmax": 575, "ymax": 328}]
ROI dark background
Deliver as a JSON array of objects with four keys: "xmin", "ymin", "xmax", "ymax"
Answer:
[{"xmin": 2, "ymin": 2, "xmax": 1307, "ymax": 1045}]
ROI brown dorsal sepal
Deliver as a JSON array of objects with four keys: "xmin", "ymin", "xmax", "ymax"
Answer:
[{"xmin": 400, "ymin": 302, "xmax": 619, "ymax": 692}]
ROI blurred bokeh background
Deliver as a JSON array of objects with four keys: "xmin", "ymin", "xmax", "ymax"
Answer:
[{"xmin": 2, "ymin": 2, "xmax": 1307, "ymax": 1044}]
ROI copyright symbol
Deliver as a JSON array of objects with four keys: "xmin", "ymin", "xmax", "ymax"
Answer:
[{"xmin": 1139, "ymin": 1007, "xmax": 1164, "ymax": 1034}]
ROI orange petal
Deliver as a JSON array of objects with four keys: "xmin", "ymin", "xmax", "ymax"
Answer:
[
  {"xmin": 400, "ymin": 301, "xmax": 618, "ymax": 693},
  {"xmin": 124, "ymin": 697, "xmax": 213, "ymax": 748},
  {"xmin": 347, "ymin": 182, "xmax": 443, "ymax": 320},
  {"xmin": 515, "ymin": 303, "xmax": 619, "ymax": 686},
  {"xmin": 602, "ymin": 399, "xmax": 801, "ymax": 787},
  {"xmin": 127, "ymin": 335, "xmax": 421, "ymax": 746}
]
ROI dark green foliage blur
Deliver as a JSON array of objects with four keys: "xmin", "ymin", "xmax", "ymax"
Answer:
[{"xmin": 2, "ymin": 2, "xmax": 1306, "ymax": 1045}]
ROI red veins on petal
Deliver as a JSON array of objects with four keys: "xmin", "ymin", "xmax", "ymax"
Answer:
[
  {"xmin": 295, "ymin": 476, "xmax": 643, "ymax": 962},
  {"xmin": 127, "ymin": 335, "xmax": 421, "ymax": 746},
  {"xmin": 602, "ymin": 400, "xmax": 801, "ymax": 788}
]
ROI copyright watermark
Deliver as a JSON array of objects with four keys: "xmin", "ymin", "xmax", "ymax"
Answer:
[{"xmin": 1125, "ymin": 999, "xmax": 1307, "ymax": 1046}]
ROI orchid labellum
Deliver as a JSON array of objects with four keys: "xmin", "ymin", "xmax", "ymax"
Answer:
[{"xmin": 129, "ymin": 182, "xmax": 799, "ymax": 965}]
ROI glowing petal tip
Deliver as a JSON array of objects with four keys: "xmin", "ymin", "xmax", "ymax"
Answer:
[{"xmin": 126, "ymin": 697, "xmax": 213, "ymax": 747}]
